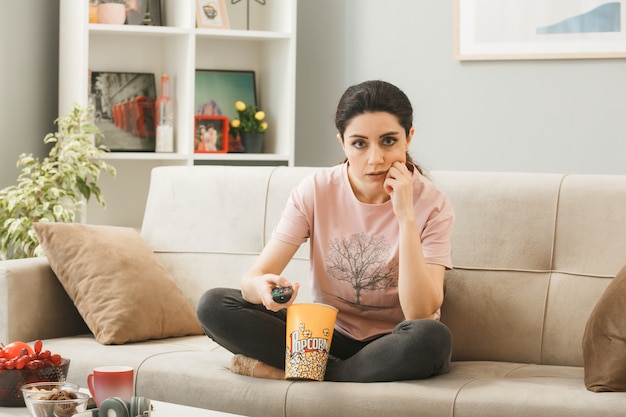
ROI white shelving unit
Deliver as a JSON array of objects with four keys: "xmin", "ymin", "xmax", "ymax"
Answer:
[{"xmin": 58, "ymin": 0, "xmax": 297, "ymax": 227}]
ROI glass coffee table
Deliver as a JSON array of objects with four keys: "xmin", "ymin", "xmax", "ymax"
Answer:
[{"xmin": 0, "ymin": 399, "xmax": 244, "ymax": 416}]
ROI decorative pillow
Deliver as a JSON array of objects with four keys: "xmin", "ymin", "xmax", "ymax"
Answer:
[
  {"xmin": 33, "ymin": 222, "xmax": 204, "ymax": 345},
  {"xmin": 582, "ymin": 263, "xmax": 626, "ymax": 392}
]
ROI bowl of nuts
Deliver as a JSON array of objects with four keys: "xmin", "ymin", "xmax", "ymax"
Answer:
[
  {"xmin": 0, "ymin": 340, "xmax": 70, "ymax": 407},
  {"xmin": 21, "ymin": 383, "xmax": 89, "ymax": 417}
]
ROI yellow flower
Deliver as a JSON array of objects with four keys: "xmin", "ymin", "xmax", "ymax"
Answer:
[{"xmin": 232, "ymin": 100, "xmax": 268, "ymax": 134}]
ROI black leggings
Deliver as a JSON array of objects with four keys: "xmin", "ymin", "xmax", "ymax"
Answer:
[{"xmin": 196, "ymin": 288, "xmax": 453, "ymax": 382}]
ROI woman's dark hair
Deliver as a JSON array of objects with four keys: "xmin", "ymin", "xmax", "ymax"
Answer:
[{"xmin": 335, "ymin": 80, "xmax": 423, "ymax": 174}]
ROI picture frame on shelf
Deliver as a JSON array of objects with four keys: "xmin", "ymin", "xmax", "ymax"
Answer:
[
  {"xmin": 194, "ymin": 115, "xmax": 229, "ymax": 153},
  {"xmin": 196, "ymin": 0, "xmax": 230, "ymax": 29},
  {"xmin": 126, "ymin": 0, "xmax": 163, "ymax": 26},
  {"xmin": 195, "ymin": 69, "xmax": 257, "ymax": 153},
  {"xmin": 90, "ymin": 71, "xmax": 157, "ymax": 152},
  {"xmin": 455, "ymin": 0, "xmax": 626, "ymax": 60}
]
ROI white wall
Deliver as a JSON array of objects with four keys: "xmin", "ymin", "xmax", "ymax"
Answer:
[
  {"xmin": 295, "ymin": 0, "xmax": 626, "ymax": 175},
  {"xmin": 2, "ymin": 0, "xmax": 625, "ymax": 190},
  {"xmin": 0, "ymin": 0, "xmax": 59, "ymax": 188}
]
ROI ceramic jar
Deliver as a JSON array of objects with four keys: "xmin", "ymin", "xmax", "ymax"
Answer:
[{"xmin": 97, "ymin": 3, "xmax": 126, "ymax": 25}]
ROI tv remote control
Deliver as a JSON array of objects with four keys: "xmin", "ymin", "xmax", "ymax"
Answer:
[{"xmin": 272, "ymin": 286, "xmax": 293, "ymax": 304}]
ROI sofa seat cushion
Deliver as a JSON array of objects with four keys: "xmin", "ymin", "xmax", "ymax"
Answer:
[
  {"xmin": 34, "ymin": 222, "xmax": 204, "ymax": 344},
  {"xmin": 41, "ymin": 334, "xmax": 218, "ymax": 388},
  {"xmin": 454, "ymin": 368, "xmax": 624, "ymax": 417},
  {"xmin": 136, "ymin": 349, "xmax": 292, "ymax": 417}
]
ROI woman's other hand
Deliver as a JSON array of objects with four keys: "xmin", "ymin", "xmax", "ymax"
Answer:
[{"xmin": 384, "ymin": 161, "xmax": 415, "ymax": 221}]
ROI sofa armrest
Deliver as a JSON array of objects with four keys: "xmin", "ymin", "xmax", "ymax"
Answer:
[{"xmin": 0, "ymin": 257, "xmax": 89, "ymax": 343}]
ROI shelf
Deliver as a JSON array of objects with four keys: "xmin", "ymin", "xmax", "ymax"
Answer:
[
  {"xmin": 192, "ymin": 153, "xmax": 290, "ymax": 162},
  {"xmin": 99, "ymin": 152, "xmax": 190, "ymax": 161},
  {"xmin": 89, "ymin": 24, "xmax": 190, "ymax": 37},
  {"xmin": 195, "ymin": 28, "xmax": 292, "ymax": 41},
  {"xmin": 99, "ymin": 152, "xmax": 290, "ymax": 163},
  {"xmin": 89, "ymin": 24, "xmax": 290, "ymax": 42},
  {"xmin": 59, "ymin": 0, "xmax": 297, "ymax": 227}
]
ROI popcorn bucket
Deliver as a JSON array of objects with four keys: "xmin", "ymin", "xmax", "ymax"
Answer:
[{"xmin": 285, "ymin": 303, "xmax": 338, "ymax": 381}]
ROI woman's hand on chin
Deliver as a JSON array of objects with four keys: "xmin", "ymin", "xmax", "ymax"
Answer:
[{"xmin": 385, "ymin": 161, "xmax": 415, "ymax": 219}]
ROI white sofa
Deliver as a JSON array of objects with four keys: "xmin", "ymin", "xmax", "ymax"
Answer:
[{"xmin": 2, "ymin": 165, "xmax": 626, "ymax": 416}]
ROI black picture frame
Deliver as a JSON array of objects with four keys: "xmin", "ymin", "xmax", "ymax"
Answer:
[
  {"xmin": 90, "ymin": 71, "xmax": 157, "ymax": 152},
  {"xmin": 194, "ymin": 69, "xmax": 257, "ymax": 152}
]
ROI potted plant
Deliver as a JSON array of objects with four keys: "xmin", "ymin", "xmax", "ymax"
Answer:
[
  {"xmin": 0, "ymin": 104, "xmax": 116, "ymax": 260},
  {"xmin": 97, "ymin": 0, "xmax": 127, "ymax": 25},
  {"xmin": 229, "ymin": 100, "xmax": 268, "ymax": 153}
]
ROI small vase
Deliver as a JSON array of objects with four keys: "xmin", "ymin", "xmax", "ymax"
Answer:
[
  {"xmin": 97, "ymin": 3, "xmax": 126, "ymax": 25},
  {"xmin": 241, "ymin": 132, "xmax": 265, "ymax": 153},
  {"xmin": 89, "ymin": 1, "xmax": 98, "ymax": 23}
]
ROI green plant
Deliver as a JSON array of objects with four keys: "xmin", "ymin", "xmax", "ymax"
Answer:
[
  {"xmin": 0, "ymin": 104, "xmax": 116, "ymax": 260},
  {"xmin": 230, "ymin": 100, "xmax": 268, "ymax": 134}
]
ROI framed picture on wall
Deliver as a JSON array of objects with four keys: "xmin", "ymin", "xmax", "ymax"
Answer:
[
  {"xmin": 196, "ymin": 0, "xmax": 230, "ymax": 29},
  {"xmin": 455, "ymin": 0, "xmax": 626, "ymax": 60},
  {"xmin": 194, "ymin": 115, "xmax": 229, "ymax": 153},
  {"xmin": 195, "ymin": 69, "xmax": 257, "ymax": 152},
  {"xmin": 90, "ymin": 71, "xmax": 157, "ymax": 152}
]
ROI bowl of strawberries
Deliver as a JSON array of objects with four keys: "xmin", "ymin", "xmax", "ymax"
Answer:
[{"xmin": 0, "ymin": 340, "xmax": 70, "ymax": 407}]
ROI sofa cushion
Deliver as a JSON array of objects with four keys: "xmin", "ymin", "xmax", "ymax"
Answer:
[
  {"xmin": 33, "ymin": 222, "xmax": 204, "ymax": 345},
  {"xmin": 582, "ymin": 263, "xmax": 626, "ymax": 392}
]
